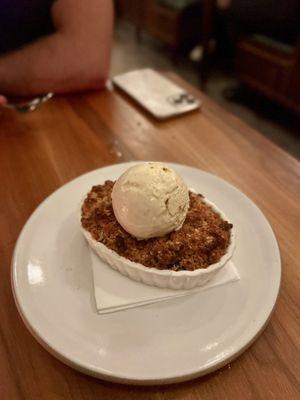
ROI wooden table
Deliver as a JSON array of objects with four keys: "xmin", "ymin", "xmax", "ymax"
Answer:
[{"xmin": 0, "ymin": 73, "xmax": 299, "ymax": 400}]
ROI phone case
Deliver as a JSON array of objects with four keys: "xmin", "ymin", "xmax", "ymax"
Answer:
[{"xmin": 112, "ymin": 69, "xmax": 201, "ymax": 120}]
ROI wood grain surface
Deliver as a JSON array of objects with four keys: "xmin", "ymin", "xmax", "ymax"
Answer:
[{"xmin": 0, "ymin": 73, "xmax": 299, "ymax": 400}]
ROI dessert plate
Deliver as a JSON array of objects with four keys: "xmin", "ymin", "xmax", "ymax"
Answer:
[{"xmin": 12, "ymin": 162, "xmax": 281, "ymax": 385}]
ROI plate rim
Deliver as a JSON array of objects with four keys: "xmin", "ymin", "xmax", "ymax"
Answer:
[{"xmin": 11, "ymin": 162, "xmax": 282, "ymax": 384}]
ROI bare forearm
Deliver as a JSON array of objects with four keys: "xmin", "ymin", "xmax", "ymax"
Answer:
[
  {"xmin": 0, "ymin": 33, "xmax": 107, "ymax": 96},
  {"xmin": 0, "ymin": 0, "xmax": 113, "ymax": 96}
]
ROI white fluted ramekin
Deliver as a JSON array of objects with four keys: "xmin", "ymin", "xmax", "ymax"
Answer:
[{"xmin": 81, "ymin": 197, "xmax": 235, "ymax": 290}]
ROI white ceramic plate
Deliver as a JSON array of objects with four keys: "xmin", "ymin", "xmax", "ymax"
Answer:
[{"xmin": 12, "ymin": 162, "xmax": 281, "ymax": 385}]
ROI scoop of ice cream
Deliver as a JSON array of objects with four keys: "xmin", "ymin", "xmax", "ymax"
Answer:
[{"xmin": 111, "ymin": 162, "xmax": 189, "ymax": 240}]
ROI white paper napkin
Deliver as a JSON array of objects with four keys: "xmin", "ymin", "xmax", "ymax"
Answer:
[{"xmin": 91, "ymin": 251, "xmax": 240, "ymax": 314}]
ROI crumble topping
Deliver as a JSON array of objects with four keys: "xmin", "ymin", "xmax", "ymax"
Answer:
[{"xmin": 81, "ymin": 181, "xmax": 233, "ymax": 271}]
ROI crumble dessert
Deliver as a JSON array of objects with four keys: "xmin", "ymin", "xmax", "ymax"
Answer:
[{"xmin": 81, "ymin": 181, "xmax": 233, "ymax": 272}]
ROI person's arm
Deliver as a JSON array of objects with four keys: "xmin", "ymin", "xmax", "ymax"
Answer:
[
  {"xmin": 0, "ymin": 0, "xmax": 113, "ymax": 96},
  {"xmin": 0, "ymin": 95, "xmax": 6, "ymax": 105}
]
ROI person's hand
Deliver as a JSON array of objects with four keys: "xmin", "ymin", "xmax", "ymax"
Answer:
[{"xmin": 0, "ymin": 95, "xmax": 7, "ymax": 106}]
